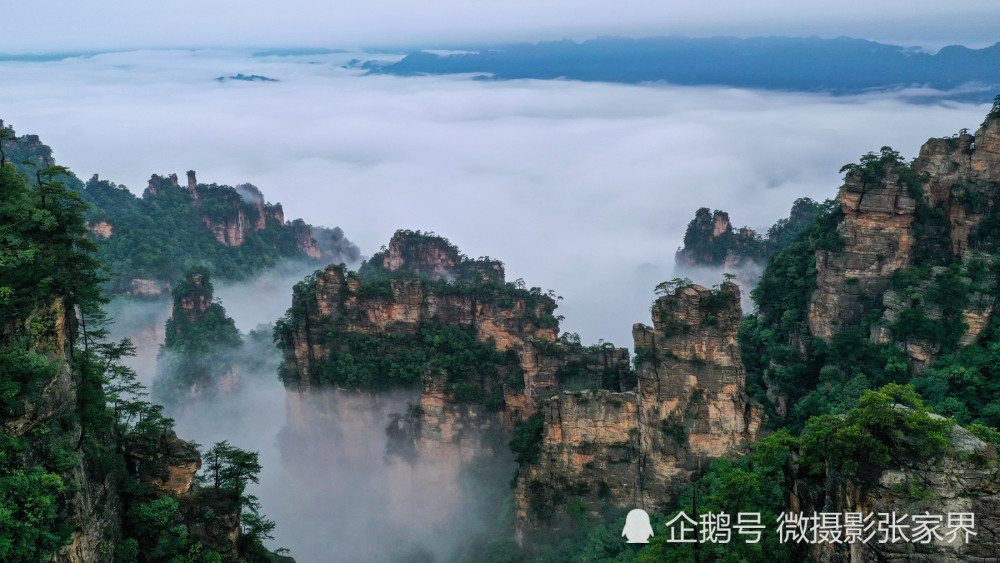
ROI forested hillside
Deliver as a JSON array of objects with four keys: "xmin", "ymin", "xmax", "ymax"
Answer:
[
  {"xmin": 0, "ymin": 159, "xmax": 286, "ymax": 561},
  {"xmin": 0, "ymin": 121, "xmax": 359, "ymax": 297}
]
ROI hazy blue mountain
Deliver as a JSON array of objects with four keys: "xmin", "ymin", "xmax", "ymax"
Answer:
[{"xmin": 370, "ymin": 36, "xmax": 1000, "ymax": 97}]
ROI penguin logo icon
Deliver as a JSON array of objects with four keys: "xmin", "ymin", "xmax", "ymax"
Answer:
[{"xmin": 622, "ymin": 508, "xmax": 654, "ymax": 543}]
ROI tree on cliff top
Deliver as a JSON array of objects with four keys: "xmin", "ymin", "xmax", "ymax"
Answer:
[
  {"xmin": 163, "ymin": 267, "xmax": 242, "ymax": 354},
  {"xmin": 155, "ymin": 267, "xmax": 243, "ymax": 405},
  {"xmin": 799, "ymin": 383, "xmax": 952, "ymax": 476},
  {"xmin": 0, "ymin": 163, "xmax": 105, "ymax": 325}
]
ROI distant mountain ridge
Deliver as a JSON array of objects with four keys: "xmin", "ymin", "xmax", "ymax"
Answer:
[{"xmin": 370, "ymin": 35, "xmax": 1000, "ymax": 97}]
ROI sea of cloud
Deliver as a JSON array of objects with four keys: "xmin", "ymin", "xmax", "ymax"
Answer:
[
  {"xmin": 10, "ymin": 48, "xmax": 990, "ymax": 560},
  {"xmin": 2, "ymin": 49, "xmax": 989, "ymax": 348}
]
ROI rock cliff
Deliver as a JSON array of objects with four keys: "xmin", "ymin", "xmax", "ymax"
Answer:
[
  {"xmin": 276, "ymin": 231, "xmax": 643, "ymax": 546},
  {"xmin": 634, "ymin": 281, "xmax": 763, "ymax": 505},
  {"xmin": 0, "ymin": 298, "xmax": 123, "ymax": 562},
  {"xmin": 809, "ymin": 115, "xmax": 1000, "ymax": 343},
  {"xmin": 0, "ymin": 295, "xmax": 255, "ymax": 562},
  {"xmin": 514, "ymin": 281, "xmax": 762, "ymax": 538},
  {"xmin": 790, "ymin": 418, "xmax": 1000, "ymax": 562},
  {"xmin": 155, "ymin": 269, "xmax": 243, "ymax": 405}
]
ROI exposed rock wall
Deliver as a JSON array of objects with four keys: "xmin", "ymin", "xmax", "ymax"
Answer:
[
  {"xmin": 808, "ymin": 169, "xmax": 917, "ymax": 340},
  {"xmin": 85, "ymin": 220, "xmax": 113, "ymax": 239},
  {"xmin": 635, "ymin": 281, "xmax": 763, "ymax": 507},
  {"xmin": 870, "ymin": 254, "xmax": 998, "ymax": 373},
  {"xmin": 124, "ymin": 431, "xmax": 245, "ymax": 561},
  {"xmin": 808, "ymin": 116, "xmax": 1000, "ymax": 343},
  {"xmin": 514, "ymin": 282, "xmax": 762, "ymax": 538},
  {"xmin": 125, "ymin": 430, "xmax": 202, "ymax": 495},
  {"xmin": 6, "ymin": 299, "xmax": 124, "ymax": 563},
  {"xmin": 1, "ymin": 298, "xmax": 245, "ymax": 562},
  {"xmin": 514, "ymin": 390, "xmax": 640, "ymax": 537},
  {"xmin": 279, "ymin": 263, "xmax": 559, "ymax": 396},
  {"xmin": 195, "ymin": 181, "xmax": 285, "ymax": 247},
  {"xmin": 125, "ymin": 278, "xmax": 171, "ymax": 297},
  {"xmin": 789, "ymin": 421, "xmax": 1000, "ymax": 562}
]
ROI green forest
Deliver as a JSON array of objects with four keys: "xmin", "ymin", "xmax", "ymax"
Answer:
[
  {"xmin": 1, "ymin": 124, "xmax": 358, "ymax": 296},
  {"xmin": 0, "ymin": 155, "xmax": 279, "ymax": 561}
]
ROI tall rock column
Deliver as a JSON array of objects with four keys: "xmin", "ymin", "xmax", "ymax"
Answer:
[{"xmin": 633, "ymin": 281, "xmax": 762, "ymax": 509}]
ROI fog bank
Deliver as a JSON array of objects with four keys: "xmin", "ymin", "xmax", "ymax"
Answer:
[{"xmin": 3, "ymin": 49, "xmax": 988, "ymax": 347}]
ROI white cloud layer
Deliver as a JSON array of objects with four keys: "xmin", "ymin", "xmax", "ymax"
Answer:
[
  {"xmin": 18, "ymin": 49, "xmax": 990, "ymax": 559},
  {"xmin": 2, "ymin": 50, "xmax": 989, "ymax": 348}
]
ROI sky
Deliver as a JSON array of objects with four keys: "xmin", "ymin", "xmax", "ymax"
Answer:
[{"xmin": 5, "ymin": 0, "xmax": 1000, "ymax": 53}]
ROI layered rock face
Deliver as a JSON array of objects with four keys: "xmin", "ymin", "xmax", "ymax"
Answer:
[
  {"xmin": 808, "ymin": 116, "xmax": 1000, "ymax": 342},
  {"xmin": 514, "ymin": 282, "xmax": 762, "ymax": 537},
  {"xmin": 635, "ymin": 282, "xmax": 763, "ymax": 506},
  {"xmin": 190, "ymin": 174, "xmax": 286, "ymax": 247},
  {"xmin": 125, "ymin": 430, "xmax": 203, "ymax": 495},
  {"xmin": 514, "ymin": 390, "xmax": 641, "ymax": 537},
  {"xmin": 279, "ymin": 263, "xmax": 560, "ymax": 396},
  {"xmin": 789, "ymin": 420, "xmax": 1000, "ymax": 562},
  {"xmin": 913, "ymin": 118, "xmax": 1000, "ymax": 255},
  {"xmin": 808, "ymin": 167, "xmax": 918, "ymax": 340}
]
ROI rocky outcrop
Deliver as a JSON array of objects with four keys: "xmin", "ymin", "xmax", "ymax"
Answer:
[
  {"xmin": 675, "ymin": 208, "xmax": 761, "ymax": 270},
  {"xmin": 124, "ymin": 278, "xmax": 170, "ymax": 297},
  {"xmin": 808, "ymin": 167, "xmax": 918, "ymax": 340},
  {"xmin": 370, "ymin": 230, "xmax": 505, "ymax": 282},
  {"xmin": 124, "ymin": 431, "xmax": 246, "ymax": 561},
  {"xmin": 383, "ymin": 230, "xmax": 461, "ymax": 279},
  {"xmin": 674, "ymin": 199, "xmax": 820, "ymax": 307},
  {"xmin": 514, "ymin": 281, "xmax": 763, "ymax": 538},
  {"xmin": 870, "ymin": 254, "xmax": 998, "ymax": 373},
  {"xmin": 195, "ymin": 179, "xmax": 285, "ymax": 247},
  {"xmin": 177, "ymin": 272, "xmax": 212, "ymax": 318},
  {"xmin": 292, "ymin": 220, "xmax": 322, "ymax": 259},
  {"xmin": 789, "ymin": 420, "xmax": 1000, "ymax": 562},
  {"xmin": 913, "ymin": 118, "xmax": 1000, "ymax": 256},
  {"xmin": 278, "ymin": 263, "xmax": 559, "ymax": 396},
  {"xmin": 143, "ymin": 172, "xmax": 287, "ymax": 248},
  {"xmin": 809, "ymin": 115, "xmax": 1000, "ymax": 343},
  {"xmin": 514, "ymin": 390, "xmax": 640, "ymax": 537},
  {"xmin": 144, "ymin": 172, "xmax": 180, "ymax": 197},
  {"xmin": 85, "ymin": 220, "xmax": 113, "ymax": 239},
  {"xmin": 125, "ymin": 430, "xmax": 202, "ymax": 495},
  {"xmin": 634, "ymin": 281, "xmax": 763, "ymax": 506},
  {"xmin": 1, "ymin": 298, "xmax": 123, "ymax": 563},
  {"xmin": 156, "ymin": 270, "xmax": 244, "ymax": 405}
]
